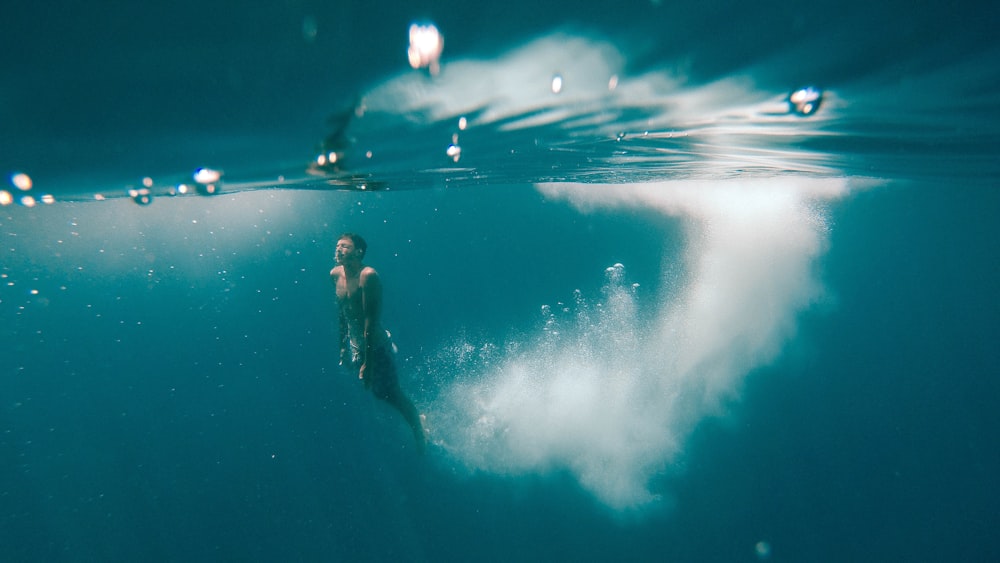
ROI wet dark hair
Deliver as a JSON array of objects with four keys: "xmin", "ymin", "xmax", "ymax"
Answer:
[{"xmin": 338, "ymin": 232, "xmax": 367, "ymax": 256}]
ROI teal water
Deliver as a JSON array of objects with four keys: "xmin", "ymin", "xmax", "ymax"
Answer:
[{"xmin": 2, "ymin": 1, "xmax": 999, "ymax": 561}]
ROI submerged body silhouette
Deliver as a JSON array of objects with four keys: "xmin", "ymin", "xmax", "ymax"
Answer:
[{"xmin": 331, "ymin": 233, "xmax": 426, "ymax": 452}]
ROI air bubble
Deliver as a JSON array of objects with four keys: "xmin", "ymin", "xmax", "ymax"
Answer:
[
  {"xmin": 407, "ymin": 23, "xmax": 444, "ymax": 75},
  {"xmin": 10, "ymin": 172, "xmax": 32, "ymax": 191},
  {"xmin": 194, "ymin": 168, "xmax": 222, "ymax": 195}
]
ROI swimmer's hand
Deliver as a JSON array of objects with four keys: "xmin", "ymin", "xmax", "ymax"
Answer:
[{"xmin": 359, "ymin": 362, "xmax": 368, "ymax": 381}]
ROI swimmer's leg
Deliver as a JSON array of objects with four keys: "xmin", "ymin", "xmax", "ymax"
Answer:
[{"xmin": 382, "ymin": 387, "xmax": 426, "ymax": 454}]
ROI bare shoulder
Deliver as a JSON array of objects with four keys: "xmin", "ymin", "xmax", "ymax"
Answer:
[
  {"xmin": 330, "ymin": 265, "xmax": 343, "ymax": 279},
  {"xmin": 359, "ymin": 266, "xmax": 380, "ymax": 283}
]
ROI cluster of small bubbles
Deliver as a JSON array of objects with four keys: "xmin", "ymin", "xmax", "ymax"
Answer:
[
  {"xmin": 789, "ymin": 86, "xmax": 822, "ymax": 116},
  {"xmin": 3, "ymin": 172, "xmax": 53, "ymax": 207},
  {"xmin": 540, "ymin": 304, "xmax": 559, "ymax": 337},
  {"xmin": 616, "ymin": 132, "xmax": 626, "ymax": 142},
  {"xmin": 530, "ymin": 264, "xmax": 643, "ymax": 369},
  {"xmin": 605, "ymin": 262, "xmax": 626, "ymax": 284},
  {"xmin": 129, "ymin": 187, "xmax": 153, "ymax": 206}
]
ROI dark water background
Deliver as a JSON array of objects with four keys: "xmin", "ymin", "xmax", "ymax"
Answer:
[{"xmin": 3, "ymin": 0, "xmax": 999, "ymax": 561}]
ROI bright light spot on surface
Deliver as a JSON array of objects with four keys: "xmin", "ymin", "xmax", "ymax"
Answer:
[
  {"xmin": 0, "ymin": 190, "xmax": 12, "ymax": 206},
  {"xmin": 608, "ymin": 74, "xmax": 619, "ymax": 91},
  {"xmin": 551, "ymin": 74, "xmax": 563, "ymax": 94},
  {"xmin": 194, "ymin": 168, "xmax": 222, "ymax": 184},
  {"xmin": 94, "ymin": 194, "xmax": 106, "ymax": 201},
  {"xmin": 11, "ymin": 172, "xmax": 32, "ymax": 191},
  {"xmin": 458, "ymin": 116, "xmax": 467, "ymax": 130},
  {"xmin": 327, "ymin": 152, "xmax": 338, "ymax": 164},
  {"xmin": 20, "ymin": 195, "xmax": 36, "ymax": 207},
  {"xmin": 446, "ymin": 144, "xmax": 461, "ymax": 162},
  {"xmin": 176, "ymin": 184, "xmax": 190, "ymax": 195},
  {"xmin": 407, "ymin": 23, "xmax": 444, "ymax": 75},
  {"xmin": 789, "ymin": 86, "xmax": 822, "ymax": 116},
  {"xmin": 30, "ymin": 289, "xmax": 39, "ymax": 295},
  {"xmin": 142, "ymin": 176, "xmax": 154, "ymax": 188},
  {"xmin": 41, "ymin": 194, "xmax": 55, "ymax": 204}
]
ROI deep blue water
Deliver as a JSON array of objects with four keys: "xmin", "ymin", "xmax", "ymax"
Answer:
[{"xmin": 3, "ymin": 1, "xmax": 999, "ymax": 561}]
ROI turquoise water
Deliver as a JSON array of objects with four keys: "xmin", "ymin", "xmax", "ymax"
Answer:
[{"xmin": 3, "ymin": 1, "xmax": 999, "ymax": 561}]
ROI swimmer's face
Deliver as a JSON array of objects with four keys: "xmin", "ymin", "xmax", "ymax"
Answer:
[{"xmin": 335, "ymin": 238, "xmax": 361, "ymax": 263}]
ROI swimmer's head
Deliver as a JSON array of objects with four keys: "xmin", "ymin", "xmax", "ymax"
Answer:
[{"xmin": 336, "ymin": 232, "xmax": 367, "ymax": 261}]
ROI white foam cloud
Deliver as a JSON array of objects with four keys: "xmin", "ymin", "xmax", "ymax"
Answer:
[{"xmin": 431, "ymin": 178, "xmax": 854, "ymax": 510}]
